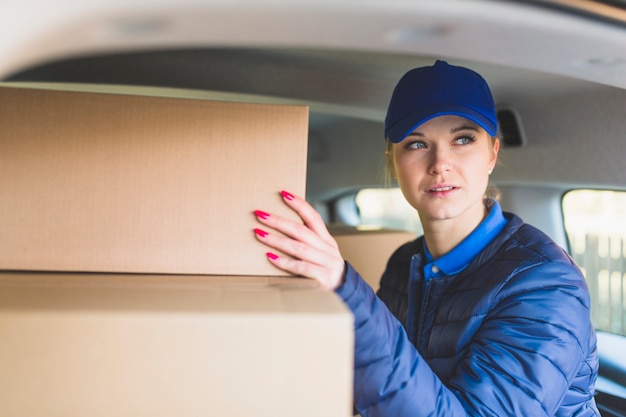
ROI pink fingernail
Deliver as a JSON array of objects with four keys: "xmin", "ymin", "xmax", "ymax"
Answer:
[
  {"xmin": 266, "ymin": 252, "xmax": 279, "ymax": 260},
  {"xmin": 254, "ymin": 210, "xmax": 270, "ymax": 219},
  {"xmin": 281, "ymin": 190, "xmax": 294, "ymax": 201},
  {"xmin": 254, "ymin": 228, "xmax": 268, "ymax": 238}
]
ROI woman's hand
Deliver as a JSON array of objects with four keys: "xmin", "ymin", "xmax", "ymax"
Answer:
[{"xmin": 253, "ymin": 190, "xmax": 346, "ymax": 290}]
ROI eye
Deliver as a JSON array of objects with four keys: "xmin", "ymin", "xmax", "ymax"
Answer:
[
  {"xmin": 454, "ymin": 135, "xmax": 476, "ymax": 145},
  {"xmin": 405, "ymin": 140, "xmax": 427, "ymax": 150}
]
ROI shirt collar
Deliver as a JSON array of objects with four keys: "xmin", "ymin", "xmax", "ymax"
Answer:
[{"xmin": 423, "ymin": 200, "xmax": 508, "ymax": 280}]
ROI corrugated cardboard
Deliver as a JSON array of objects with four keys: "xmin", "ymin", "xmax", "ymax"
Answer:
[
  {"xmin": 333, "ymin": 227, "xmax": 416, "ymax": 292},
  {"xmin": 0, "ymin": 87, "xmax": 354, "ymax": 417},
  {"xmin": 0, "ymin": 86, "xmax": 307, "ymax": 275},
  {"xmin": 0, "ymin": 272, "xmax": 354, "ymax": 417}
]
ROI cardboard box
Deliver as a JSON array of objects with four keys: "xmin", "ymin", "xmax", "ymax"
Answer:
[
  {"xmin": 0, "ymin": 272, "xmax": 354, "ymax": 417},
  {"xmin": 333, "ymin": 227, "xmax": 416, "ymax": 292},
  {"xmin": 0, "ymin": 86, "xmax": 307, "ymax": 275},
  {"xmin": 0, "ymin": 88, "xmax": 354, "ymax": 417}
]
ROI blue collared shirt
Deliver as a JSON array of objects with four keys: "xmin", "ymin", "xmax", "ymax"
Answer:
[{"xmin": 423, "ymin": 200, "xmax": 508, "ymax": 281}]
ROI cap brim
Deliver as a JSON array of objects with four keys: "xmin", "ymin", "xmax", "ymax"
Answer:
[{"xmin": 386, "ymin": 104, "xmax": 498, "ymax": 143}]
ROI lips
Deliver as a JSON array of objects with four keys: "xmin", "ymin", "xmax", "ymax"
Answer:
[
  {"xmin": 427, "ymin": 184, "xmax": 458, "ymax": 193},
  {"xmin": 429, "ymin": 186, "xmax": 455, "ymax": 192}
]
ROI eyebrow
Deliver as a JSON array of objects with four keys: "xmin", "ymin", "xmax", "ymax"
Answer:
[
  {"xmin": 407, "ymin": 125, "xmax": 480, "ymax": 137},
  {"xmin": 451, "ymin": 125, "xmax": 480, "ymax": 133}
]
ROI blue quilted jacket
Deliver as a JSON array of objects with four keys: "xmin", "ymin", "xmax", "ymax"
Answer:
[{"xmin": 336, "ymin": 211, "xmax": 599, "ymax": 416}]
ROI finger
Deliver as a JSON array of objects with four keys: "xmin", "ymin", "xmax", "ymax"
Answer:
[
  {"xmin": 279, "ymin": 190, "xmax": 338, "ymax": 247},
  {"xmin": 253, "ymin": 208, "xmax": 333, "ymax": 254},
  {"xmin": 264, "ymin": 251, "xmax": 345, "ymax": 291},
  {"xmin": 254, "ymin": 227, "xmax": 345, "ymax": 290},
  {"xmin": 253, "ymin": 227, "xmax": 334, "ymax": 267}
]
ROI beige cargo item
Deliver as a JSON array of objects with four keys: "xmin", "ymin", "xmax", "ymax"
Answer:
[{"xmin": 0, "ymin": 87, "xmax": 353, "ymax": 417}]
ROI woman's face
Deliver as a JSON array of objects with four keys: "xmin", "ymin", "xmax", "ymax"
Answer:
[{"xmin": 390, "ymin": 115, "xmax": 500, "ymax": 227}]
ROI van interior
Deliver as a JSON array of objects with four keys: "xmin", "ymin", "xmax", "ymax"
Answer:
[{"xmin": 1, "ymin": 0, "xmax": 626, "ymax": 415}]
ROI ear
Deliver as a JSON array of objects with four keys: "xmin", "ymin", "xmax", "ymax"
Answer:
[{"xmin": 489, "ymin": 137, "xmax": 501, "ymax": 169}]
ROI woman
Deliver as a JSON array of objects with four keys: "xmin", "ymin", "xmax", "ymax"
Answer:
[{"xmin": 253, "ymin": 60, "xmax": 599, "ymax": 416}]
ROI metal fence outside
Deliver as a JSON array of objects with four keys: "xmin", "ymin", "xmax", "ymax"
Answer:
[{"xmin": 570, "ymin": 233, "xmax": 626, "ymax": 336}]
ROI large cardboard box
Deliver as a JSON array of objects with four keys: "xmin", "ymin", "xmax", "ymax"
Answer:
[
  {"xmin": 333, "ymin": 227, "xmax": 416, "ymax": 292},
  {"xmin": 0, "ymin": 273, "xmax": 353, "ymax": 417},
  {"xmin": 0, "ymin": 87, "xmax": 353, "ymax": 417},
  {"xmin": 0, "ymin": 86, "xmax": 307, "ymax": 276}
]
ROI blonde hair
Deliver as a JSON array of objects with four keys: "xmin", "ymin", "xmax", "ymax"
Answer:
[{"xmin": 383, "ymin": 140, "xmax": 395, "ymax": 188}]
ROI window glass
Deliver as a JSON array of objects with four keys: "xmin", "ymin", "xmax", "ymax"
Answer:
[
  {"xmin": 563, "ymin": 189, "xmax": 626, "ymax": 336},
  {"xmin": 355, "ymin": 188, "xmax": 423, "ymax": 235}
]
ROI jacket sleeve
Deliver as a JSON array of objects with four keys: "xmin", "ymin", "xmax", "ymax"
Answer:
[
  {"xmin": 336, "ymin": 263, "xmax": 468, "ymax": 416},
  {"xmin": 335, "ymin": 261, "xmax": 596, "ymax": 417}
]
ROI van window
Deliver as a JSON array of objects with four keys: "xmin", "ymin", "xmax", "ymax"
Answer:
[{"xmin": 563, "ymin": 189, "xmax": 626, "ymax": 337}]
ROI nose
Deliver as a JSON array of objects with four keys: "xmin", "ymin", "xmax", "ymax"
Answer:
[{"xmin": 428, "ymin": 146, "xmax": 452, "ymax": 175}]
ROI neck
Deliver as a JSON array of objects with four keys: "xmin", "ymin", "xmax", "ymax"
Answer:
[{"xmin": 422, "ymin": 203, "xmax": 488, "ymax": 259}]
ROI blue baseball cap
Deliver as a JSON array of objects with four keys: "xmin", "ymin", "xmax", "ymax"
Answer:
[{"xmin": 384, "ymin": 60, "xmax": 498, "ymax": 143}]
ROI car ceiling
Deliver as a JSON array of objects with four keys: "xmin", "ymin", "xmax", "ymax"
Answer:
[{"xmin": 1, "ymin": 0, "xmax": 626, "ymax": 197}]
